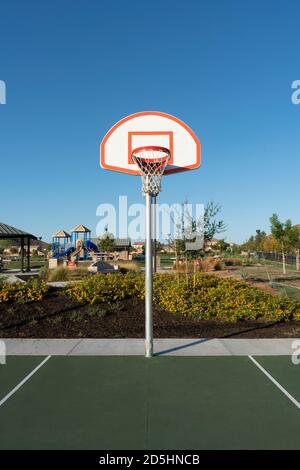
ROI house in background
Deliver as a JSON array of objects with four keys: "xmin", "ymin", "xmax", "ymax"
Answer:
[
  {"xmin": 132, "ymin": 241, "xmax": 144, "ymax": 254},
  {"xmin": 3, "ymin": 238, "xmax": 49, "ymax": 256}
]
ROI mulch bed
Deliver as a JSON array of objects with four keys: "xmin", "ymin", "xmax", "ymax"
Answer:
[{"xmin": 1, "ymin": 289, "xmax": 300, "ymax": 338}]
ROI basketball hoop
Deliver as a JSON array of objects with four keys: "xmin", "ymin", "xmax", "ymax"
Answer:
[
  {"xmin": 132, "ymin": 146, "xmax": 170, "ymax": 195},
  {"xmin": 101, "ymin": 112, "xmax": 201, "ymax": 358}
]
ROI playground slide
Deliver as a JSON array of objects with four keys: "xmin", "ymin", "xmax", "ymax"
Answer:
[
  {"xmin": 85, "ymin": 240, "xmax": 99, "ymax": 252},
  {"xmin": 54, "ymin": 246, "xmax": 75, "ymax": 259}
]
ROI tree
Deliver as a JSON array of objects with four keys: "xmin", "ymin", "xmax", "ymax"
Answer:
[
  {"xmin": 165, "ymin": 201, "xmax": 226, "ymax": 262},
  {"xmin": 291, "ymin": 226, "xmax": 300, "ymax": 271},
  {"xmin": 203, "ymin": 202, "xmax": 227, "ymax": 247},
  {"xmin": 98, "ymin": 228, "xmax": 115, "ymax": 254},
  {"xmin": 260, "ymin": 235, "xmax": 280, "ymax": 252},
  {"xmin": 181, "ymin": 201, "xmax": 226, "ymax": 256},
  {"xmin": 254, "ymin": 229, "xmax": 267, "ymax": 250},
  {"xmin": 241, "ymin": 230, "xmax": 267, "ymax": 252},
  {"xmin": 270, "ymin": 214, "xmax": 299, "ymax": 274}
]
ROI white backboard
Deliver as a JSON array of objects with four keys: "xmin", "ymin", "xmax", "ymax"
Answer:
[{"xmin": 100, "ymin": 111, "xmax": 201, "ymax": 175}]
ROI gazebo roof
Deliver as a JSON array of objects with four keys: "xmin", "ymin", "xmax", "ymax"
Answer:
[
  {"xmin": 71, "ymin": 224, "xmax": 91, "ymax": 233},
  {"xmin": 53, "ymin": 230, "xmax": 71, "ymax": 238},
  {"xmin": 0, "ymin": 222, "xmax": 37, "ymax": 240}
]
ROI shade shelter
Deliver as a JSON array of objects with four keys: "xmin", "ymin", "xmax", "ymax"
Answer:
[{"xmin": 0, "ymin": 222, "xmax": 38, "ymax": 272}]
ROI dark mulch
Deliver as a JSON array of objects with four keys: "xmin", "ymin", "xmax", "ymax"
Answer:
[{"xmin": 1, "ymin": 290, "xmax": 300, "ymax": 338}]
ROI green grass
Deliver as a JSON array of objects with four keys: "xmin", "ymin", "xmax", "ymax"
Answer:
[
  {"xmin": 261, "ymin": 258, "xmax": 297, "ymax": 272},
  {"xmin": 272, "ymin": 283, "xmax": 300, "ymax": 301},
  {"xmin": 159, "ymin": 254, "xmax": 174, "ymax": 267},
  {"xmin": 2, "ymin": 256, "xmax": 46, "ymax": 270}
]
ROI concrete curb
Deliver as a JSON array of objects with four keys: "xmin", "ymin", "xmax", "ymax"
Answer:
[{"xmin": 1, "ymin": 338, "xmax": 299, "ymax": 356}]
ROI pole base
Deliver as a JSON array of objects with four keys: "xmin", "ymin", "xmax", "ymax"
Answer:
[{"xmin": 145, "ymin": 340, "xmax": 153, "ymax": 358}]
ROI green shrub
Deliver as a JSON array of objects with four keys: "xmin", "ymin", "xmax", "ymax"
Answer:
[
  {"xmin": 38, "ymin": 265, "xmax": 49, "ymax": 281},
  {"xmin": 50, "ymin": 267, "xmax": 70, "ymax": 282}
]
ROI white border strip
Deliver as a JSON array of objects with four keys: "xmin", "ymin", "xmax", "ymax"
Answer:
[
  {"xmin": 248, "ymin": 355, "xmax": 300, "ymax": 410},
  {"xmin": 0, "ymin": 355, "xmax": 51, "ymax": 408}
]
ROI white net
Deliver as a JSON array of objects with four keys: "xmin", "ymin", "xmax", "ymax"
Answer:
[{"xmin": 132, "ymin": 146, "xmax": 170, "ymax": 195}]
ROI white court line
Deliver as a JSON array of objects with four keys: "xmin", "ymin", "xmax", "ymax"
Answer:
[
  {"xmin": 0, "ymin": 355, "xmax": 51, "ymax": 408},
  {"xmin": 248, "ymin": 355, "xmax": 300, "ymax": 410}
]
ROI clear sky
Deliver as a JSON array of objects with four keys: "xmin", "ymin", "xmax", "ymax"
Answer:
[{"xmin": 0, "ymin": 0, "xmax": 299, "ymax": 243}]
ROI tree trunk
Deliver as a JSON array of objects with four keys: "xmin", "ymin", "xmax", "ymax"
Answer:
[
  {"xmin": 296, "ymin": 249, "xmax": 300, "ymax": 272},
  {"xmin": 282, "ymin": 241, "xmax": 286, "ymax": 275}
]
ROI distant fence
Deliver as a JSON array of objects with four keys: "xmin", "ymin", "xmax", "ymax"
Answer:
[{"xmin": 257, "ymin": 251, "xmax": 297, "ymax": 266}]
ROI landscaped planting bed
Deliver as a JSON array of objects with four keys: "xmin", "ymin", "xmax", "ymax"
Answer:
[{"xmin": 1, "ymin": 273, "xmax": 300, "ymax": 338}]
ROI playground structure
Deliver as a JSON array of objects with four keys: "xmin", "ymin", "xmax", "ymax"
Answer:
[{"xmin": 50, "ymin": 225, "xmax": 100, "ymax": 266}]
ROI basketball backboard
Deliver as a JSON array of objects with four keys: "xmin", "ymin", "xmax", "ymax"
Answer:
[{"xmin": 100, "ymin": 111, "xmax": 201, "ymax": 175}]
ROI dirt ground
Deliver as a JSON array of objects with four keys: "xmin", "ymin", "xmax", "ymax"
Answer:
[
  {"xmin": 1, "ymin": 289, "xmax": 300, "ymax": 339},
  {"xmin": 212, "ymin": 264, "xmax": 300, "ymax": 298}
]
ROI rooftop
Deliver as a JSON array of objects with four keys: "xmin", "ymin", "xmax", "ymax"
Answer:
[
  {"xmin": 0, "ymin": 222, "xmax": 37, "ymax": 240},
  {"xmin": 53, "ymin": 230, "xmax": 71, "ymax": 238},
  {"xmin": 71, "ymin": 224, "xmax": 91, "ymax": 233}
]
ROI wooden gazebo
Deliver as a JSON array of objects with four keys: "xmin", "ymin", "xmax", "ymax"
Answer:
[{"xmin": 0, "ymin": 222, "xmax": 38, "ymax": 272}]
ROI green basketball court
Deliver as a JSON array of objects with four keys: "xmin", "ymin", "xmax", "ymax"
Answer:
[{"xmin": 0, "ymin": 355, "xmax": 300, "ymax": 449}]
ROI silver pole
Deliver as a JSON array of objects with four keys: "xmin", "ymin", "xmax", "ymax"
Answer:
[
  {"xmin": 152, "ymin": 195, "xmax": 156, "ymax": 273},
  {"xmin": 145, "ymin": 191, "xmax": 153, "ymax": 357}
]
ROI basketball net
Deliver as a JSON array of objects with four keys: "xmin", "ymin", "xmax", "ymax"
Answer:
[{"xmin": 132, "ymin": 146, "xmax": 170, "ymax": 195}]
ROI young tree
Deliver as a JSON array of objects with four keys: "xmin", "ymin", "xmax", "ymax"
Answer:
[
  {"xmin": 182, "ymin": 201, "xmax": 226, "ymax": 255},
  {"xmin": 291, "ymin": 226, "xmax": 300, "ymax": 271},
  {"xmin": 203, "ymin": 202, "xmax": 227, "ymax": 247},
  {"xmin": 98, "ymin": 228, "xmax": 115, "ymax": 254},
  {"xmin": 270, "ymin": 214, "xmax": 299, "ymax": 274},
  {"xmin": 165, "ymin": 201, "xmax": 226, "ymax": 261}
]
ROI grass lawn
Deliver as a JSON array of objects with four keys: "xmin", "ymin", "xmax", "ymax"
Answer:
[{"xmin": 2, "ymin": 256, "xmax": 46, "ymax": 270}]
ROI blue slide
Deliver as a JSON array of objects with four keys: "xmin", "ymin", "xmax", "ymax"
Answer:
[
  {"xmin": 53, "ymin": 246, "xmax": 75, "ymax": 259},
  {"xmin": 85, "ymin": 240, "xmax": 99, "ymax": 252}
]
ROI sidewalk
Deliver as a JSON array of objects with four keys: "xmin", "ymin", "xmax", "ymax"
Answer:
[{"xmin": 1, "ymin": 338, "xmax": 299, "ymax": 356}]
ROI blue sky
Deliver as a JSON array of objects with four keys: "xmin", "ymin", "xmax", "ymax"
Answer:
[{"xmin": 0, "ymin": 0, "xmax": 299, "ymax": 243}]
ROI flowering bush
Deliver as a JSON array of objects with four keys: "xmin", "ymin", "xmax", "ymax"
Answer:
[
  {"xmin": 154, "ymin": 274, "xmax": 300, "ymax": 322},
  {"xmin": 65, "ymin": 272, "xmax": 300, "ymax": 322},
  {"xmin": 65, "ymin": 272, "xmax": 143, "ymax": 304},
  {"xmin": 0, "ymin": 279, "xmax": 48, "ymax": 303}
]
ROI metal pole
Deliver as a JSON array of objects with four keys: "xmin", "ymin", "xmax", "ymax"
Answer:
[
  {"xmin": 27, "ymin": 236, "xmax": 30, "ymax": 272},
  {"xmin": 21, "ymin": 237, "xmax": 24, "ymax": 272},
  {"xmin": 145, "ymin": 192, "xmax": 153, "ymax": 357},
  {"xmin": 152, "ymin": 195, "xmax": 156, "ymax": 273}
]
